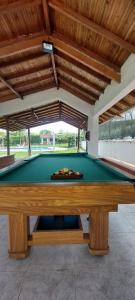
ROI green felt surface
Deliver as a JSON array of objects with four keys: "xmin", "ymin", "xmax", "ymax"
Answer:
[{"xmin": 0, "ymin": 153, "xmax": 131, "ymax": 183}]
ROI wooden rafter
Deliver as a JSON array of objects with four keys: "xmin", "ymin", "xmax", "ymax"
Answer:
[
  {"xmin": 56, "ymin": 52, "xmax": 110, "ymax": 84},
  {"xmin": 0, "ymin": 101, "xmax": 88, "ymax": 131},
  {"xmin": 16, "ymin": 78, "xmax": 54, "ymax": 94},
  {"xmin": 0, "ymin": 74, "xmax": 53, "ymax": 93},
  {"xmin": 0, "ymin": 53, "xmax": 46, "ymax": 68},
  {"xmin": 100, "ymin": 91, "xmax": 135, "ymax": 123},
  {"xmin": 51, "ymin": 32, "xmax": 120, "ymax": 81},
  {"xmin": 60, "ymin": 79, "xmax": 95, "ymax": 105},
  {"xmin": 0, "ymin": 32, "xmax": 46, "ymax": 59},
  {"xmin": 58, "ymin": 65, "xmax": 103, "ymax": 94},
  {"xmin": 0, "ymin": 0, "xmax": 41, "ymax": 14},
  {"xmin": 7, "ymin": 65, "xmax": 51, "ymax": 80},
  {"xmin": 59, "ymin": 75, "xmax": 98, "ymax": 100},
  {"xmin": 0, "ymin": 75, "xmax": 23, "ymax": 100},
  {"xmin": 21, "ymin": 82, "xmax": 56, "ymax": 97},
  {"xmin": 31, "ymin": 109, "xmax": 39, "ymax": 120},
  {"xmin": 42, "ymin": 0, "xmax": 51, "ymax": 34},
  {"xmin": 48, "ymin": 0, "xmax": 135, "ymax": 54},
  {"xmin": 51, "ymin": 53, "xmax": 59, "ymax": 89},
  {"xmin": 0, "ymin": 31, "xmax": 120, "ymax": 81}
]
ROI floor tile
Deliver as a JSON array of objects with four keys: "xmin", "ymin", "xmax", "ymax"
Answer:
[
  {"xmin": 75, "ymin": 266, "xmax": 135, "ymax": 300},
  {"xmin": 0, "ymin": 271, "xmax": 24, "ymax": 300},
  {"xmin": 19, "ymin": 271, "xmax": 75, "ymax": 300}
]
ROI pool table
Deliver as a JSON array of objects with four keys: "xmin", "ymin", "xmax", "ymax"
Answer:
[{"xmin": 0, "ymin": 153, "xmax": 135, "ymax": 259}]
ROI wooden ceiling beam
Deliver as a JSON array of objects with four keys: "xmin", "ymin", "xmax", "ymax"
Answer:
[
  {"xmin": 48, "ymin": 0, "xmax": 135, "ymax": 54},
  {"xmin": 31, "ymin": 109, "xmax": 39, "ymax": 120},
  {"xmin": 42, "ymin": 0, "xmax": 51, "ymax": 34},
  {"xmin": 13, "ymin": 74, "xmax": 53, "ymax": 91},
  {"xmin": 0, "ymin": 32, "xmax": 47, "ymax": 59},
  {"xmin": 61, "ymin": 116, "xmax": 81, "ymax": 129},
  {"xmin": 0, "ymin": 94, "xmax": 15, "ymax": 103},
  {"xmin": 0, "ymin": 73, "xmax": 53, "ymax": 93},
  {"xmin": 51, "ymin": 53, "xmax": 59, "ymax": 88},
  {"xmin": 60, "ymin": 80, "xmax": 95, "ymax": 105},
  {"xmin": 10, "ymin": 101, "xmax": 59, "ymax": 119},
  {"xmin": 58, "ymin": 65, "xmax": 103, "ymax": 95},
  {"xmin": 0, "ymin": 75, "xmax": 23, "ymax": 100},
  {"xmin": 17, "ymin": 78, "xmax": 54, "ymax": 93},
  {"xmin": 61, "ymin": 107, "xmax": 85, "ymax": 122},
  {"xmin": 109, "ymin": 106, "xmax": 123, "ymax": 114},
  {"xmin": 61, "ymin": 114, "xmax": 82, "ymax": 127},
  {"xmin": 0, "ymin": 31, "xmax": 120, "ymax": 81},
  {"xmin": 61, "ymin": 101, "xmax": 88, "ymax": 118},
  {"xmin": 22, "ymin": 82, "xmax": 55, "ymax": 97},
  {"xmin": 0, "ymin": 53, "xmax": 47, "ymax": 69},
  {"xmin": 0, "ymin": 0, "xmax": 41, "ymax": 14},
  {"xmin": 100, "ymin": 114, "xmax": 108, "ymax": 121},
  {"xmin": 59, "ymin": 74, "xmax": 98, "ymax": 101},
  {"xmin": 7, "ymin": 65, "xmax": 52, "ymax": 80},
  {"xmin": 56, "ymin": 52, "xmax": 110, "ymax": 84},
  {"xmin": 51, "ymin": 32, "xmax": 120, "ymax": 81}
]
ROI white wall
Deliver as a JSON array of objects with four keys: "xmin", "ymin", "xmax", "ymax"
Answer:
[
  {"xmin": 99, "ymin": 140, "xmax": 135, "ymax": 165},
  {"xmin": 0, "ymin": 88, "xmax": 91, "ymax": 117}
]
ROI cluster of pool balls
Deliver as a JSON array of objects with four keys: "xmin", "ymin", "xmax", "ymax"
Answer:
[{"xmin": 54, "ymin": 168, "xmax": 81, "ymax": 176}]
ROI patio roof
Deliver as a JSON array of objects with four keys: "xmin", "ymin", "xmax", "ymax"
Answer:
[
  {"xmin": 99, "ymin": 90, "xmax": 135, "ymax": 123},
  {"xmin": 0, "ymin": 100, "xmax": 88, "ymax": 131},
  {"xmin": 0, "ymin": 1, "xmax": 134, "ymax": 107}
]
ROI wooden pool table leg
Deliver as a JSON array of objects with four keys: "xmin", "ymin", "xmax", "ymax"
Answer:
[
  {"xmin": 88, "ymin": 210, "xmax": 109, "ymax": 256},
  {"xmin": 8, "ymin": 214, "xmax": 30, "ymax": 259}
]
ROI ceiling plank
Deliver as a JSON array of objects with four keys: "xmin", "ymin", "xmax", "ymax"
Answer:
[
  {"xmin": 0, "ymin": 31, "xmax": 120, "ymax": 81},
  {"xmin": 42, "ymin": 0, "xmax": 51, "ymax": 34},
  {"xmin": 0, "ymin": 53, "xmax": 47, "ymax": 68},
  {"xmin": 0, "ymin": 32, "xmax": 46, "ymax": 59},
  {"xmin": 51, "ymin": 53, "xmax": 59, "ymax": 88},
  {"xmin": 60, "ymin": 80, "xmax": 95, "ymax": 105},
  {"xmin": 0, "ymin": 75, "xmax": 23, "ymax": 100},
  {"xmin": 7, "ymin": 65, "xmax": 52, "ymax": 80},
  {"xmin": 17, "ymin": 78, "xmax": 54, "ymax": 93},
  {"xmin": 0, "ymin": 0, "xmax": 41, "ymax": 14},
  {"xmin": 48, "ymin": 0, "xmax": 135, "ymax": 54},
  {"xmin": 51, "ymin": 32, "xmax": 121, "ymax": 81},
  {"xmin": 0, "ymin": 73, "xmax": 53, "ymax": 93},
  {"xmin": 0, "ymin": 94, "xmax": 15, "ymax": 103},
  {"xmin": 22, "ymin": 82, "xmax": 56, "ymax": 97},
  {"xmin": 59, "ymin": 74, "xmax": 98, "ymax": 100},
  {"xmin": 58, "ymin": 65, "xmax": 103, "ymax": 94},
  {"xmin": 56, "ymin": 52, "xmax": 110, "ymax": 84}
]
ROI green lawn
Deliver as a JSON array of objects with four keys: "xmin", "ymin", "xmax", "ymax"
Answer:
[{"xmin": 0, "ymin": 148, "xmax": 78, "ymax": 159}]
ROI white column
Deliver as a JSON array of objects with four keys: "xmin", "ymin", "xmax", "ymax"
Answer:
[
  {"xmin": 28, "ymin": 128, "xmax": 31, "ymax": 156},
  {"xmin": 87, "ymin": 115, "xmax": 99, "ymax": 156},
  {"xmin": 53, "ymin": 132, "xmax": 55, "ymax": 149}
]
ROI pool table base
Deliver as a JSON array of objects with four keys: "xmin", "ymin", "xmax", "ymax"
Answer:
[
  {"xmin": 88, "ymin": 246, "xmax": 109, "ymax": 256},
  {"xmin": 8, "ymin": 248, "xmax": 30, "ymax": 259},
  {"xmin": 7, "ymin": 205, "xmax": 117, "ymax": 259}
]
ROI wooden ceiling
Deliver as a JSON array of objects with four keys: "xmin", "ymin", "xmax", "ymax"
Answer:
[
  {"xmin": 0, "ymin": 0, "xmax": 134, "ymax": 107},
  {"xmin": 99, "ymin": 90, "xmax": 135, "ymax": 123},
  {"xmin": 0, "ymin": 101, "xmax": 88, "ymax": 131}
]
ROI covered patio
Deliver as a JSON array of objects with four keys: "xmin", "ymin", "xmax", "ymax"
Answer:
[{"xmin": 0, "ymin": 0, "xmax": 135, "ymax": 299}]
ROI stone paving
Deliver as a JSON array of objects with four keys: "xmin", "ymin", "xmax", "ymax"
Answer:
[{"xmin": 0, "ymin": 205, "xmax": 135, "ymax": 300}]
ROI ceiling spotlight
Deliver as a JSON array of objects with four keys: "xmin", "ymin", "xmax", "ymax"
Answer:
[{"xmin": 42, "ymin": 41, "xmax": 54, "ymax": 54}]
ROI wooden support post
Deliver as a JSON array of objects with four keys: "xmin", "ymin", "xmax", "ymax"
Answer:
[
  {"xmin": 8, "ymin": 214, "xmax": 30, "ymax": 259},
  {"xmin": 6, "ymin": 119, "xmax": 10, "ymax": 156},
  {"xmin": 89, "ymin": 210, "xmax": 109, "ymax": 256},
  {"xmin": 28, "ymin": 128, "xmax": 31, "ymax": 156},
  {"xmin": 77, "ymin": 128, "xmax": 80, "ymax": 152}
]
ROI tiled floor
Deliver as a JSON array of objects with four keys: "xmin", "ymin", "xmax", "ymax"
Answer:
[{"xmin": 0, "ymin": 205, "xmax": 135, "ymax": 300}]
